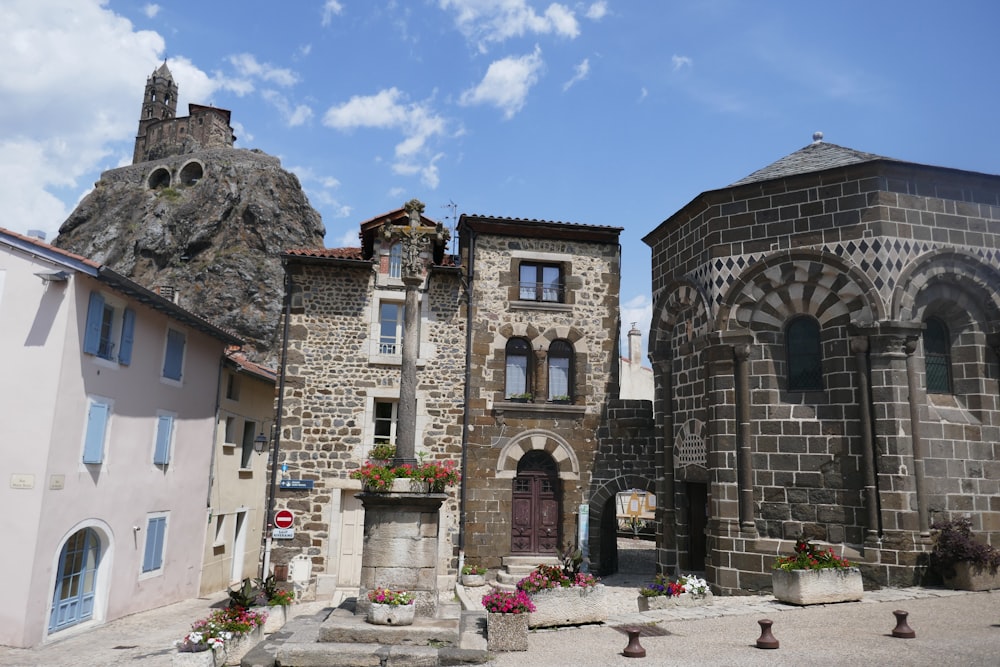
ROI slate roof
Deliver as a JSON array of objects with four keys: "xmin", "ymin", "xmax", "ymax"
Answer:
[{"xmin": 729, "ymin": 140, "xmax": 889, "ymax": 187}]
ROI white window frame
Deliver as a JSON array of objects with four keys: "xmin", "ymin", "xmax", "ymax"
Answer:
[
  {"xmin": 378, "ymin": 301, "xmax": 404, "ymax": 355},
  {"xmin": 388, "ymin": 243, "xmax": 403, "ymax": 279},
  {"xmin": 372, "ymin": 399, "xmax": 399, "ymax": 447}
]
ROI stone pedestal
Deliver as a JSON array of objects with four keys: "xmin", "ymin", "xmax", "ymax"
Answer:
[
  {"xmin": 772, "ymin": 567, "xmax": 864, "ymax": 605},
  {"xmin": 528, "ymin": 585, "xmax": 607, "ymax": 628},
  {"xmin": 487, "ymin": 612, "xmax": 529, "ymax": 652},
  {"xmin": 357, "ymin": 491, "xmax": 446, "ymax": 618}
]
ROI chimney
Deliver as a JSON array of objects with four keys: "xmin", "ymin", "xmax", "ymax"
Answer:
[{"xmin": 628, "ymin": 323, "xmax": 642, "ymax": 367}]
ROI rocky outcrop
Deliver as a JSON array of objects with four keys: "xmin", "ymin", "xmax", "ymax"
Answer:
[{"xmin": 55, "ymin": 147, "xmax": 325, "ymax": 365}]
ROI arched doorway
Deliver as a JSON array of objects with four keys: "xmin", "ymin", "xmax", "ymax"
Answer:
[
  {"xmin": 510, "ymin": 450, "xmax": 560, "ymax": 555},
  {"xmin": 49, "ymin": 528, "xmax": 100, "ymax": 633}
]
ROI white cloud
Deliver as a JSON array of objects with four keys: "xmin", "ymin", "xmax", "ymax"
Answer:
[
  {"xmin": 672, "ymin": 54, "xmax": 692, "ymax": 71},
  {"xmin": 562, "ymin": 57, "xmax": 589, "ymax": 91},
  {"xmin": 585, "ymin": 1, "xmax": 607, "ymax": 20},
  {"xmin": 637, "ymin": 86, "xmax": 648, "ymax": 103},
  {"xmin": 261, "ymin": 90, "xmax": 314, "ymax": 127},
  {"xmin": 0, "ymin": 0, "xmax": 166, "ymax": 239},
  {"xmin": 440, "ymin": 0, "xmax": 579, "ymax": 51},
  {"xmin": 459, "ymin": 46, "xmax": 543, "ymax": 118},
  {"xmin": 335, "ymin": 228, "xmax": 360, "ymax": 246},
  {"xmin": 322, "ymin": 88, "xmax": 449, "ymax": 188},
  {"xmin": 228, "ymin": 53, "xmax": 299, "ymax": 87},
  {"xmin": 322, "ymin": 0, "xmax": 345, "ymax": 27},
  {"xmin": 144, "ymin": 3, "xmax": 160, "ymax": 18}
]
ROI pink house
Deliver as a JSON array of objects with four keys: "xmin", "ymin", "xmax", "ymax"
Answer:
[{"xmin": 0, "ymin": 228, "xmax": 241, "ymax": 647}]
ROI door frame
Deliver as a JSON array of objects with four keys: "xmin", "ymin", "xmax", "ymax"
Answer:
[
  {"xmin": 46, "ymin": 520, "xmax": 112, "ymax": 639},
  {"xmin": 510, "ymin": 450, "xmax": 561, "ymax": 555}
]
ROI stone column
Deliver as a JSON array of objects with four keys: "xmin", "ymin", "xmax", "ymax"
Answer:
[
  {"xmin": 732, "ymin": 339, "xmax": 755, "ymax": 534},
  {"xmin": 903, "ymin": 332, "xmax": 930, "ymax": 536},
  {"xmin": 533, "ymin": 346, "xmax": 548, "ymax": 402},
  {"xmin": 651, "ymin": 348, "xmax": 676, "ymax": 575},
  {"xmin": 396, "ymin": 270, "xmax": 422, "ymax": 465},
  {"xmin": 849, "ymin": 331, "xmax": 881, "ymax": 542}
]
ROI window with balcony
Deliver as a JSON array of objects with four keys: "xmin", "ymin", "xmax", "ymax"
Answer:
[
  {"xmin": 518, "ymin": 263, "xmax": 563, "ymax": 303},
  {"xmin": 83, "ymin": 291, "xmax": 135, "ymax": 364}
]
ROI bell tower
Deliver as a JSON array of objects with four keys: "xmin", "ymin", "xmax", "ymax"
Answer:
[{"xmin": 133, "ymin": 61, "xmax": 179, "ymax": 164}]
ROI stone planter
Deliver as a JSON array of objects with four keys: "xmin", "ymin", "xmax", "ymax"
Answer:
[
  {"xmin": 637, "ymin": 591, "xmax": 713, "ymax": 611},
  {"xmin": 462, "ymin": 573, "xmax": 487, "ymax": 587},
  {"xmin": 253, "ymin": 604, "xmax": 287, "ymax": 634},
  {"xmin": 487, "ymin": 612, "xmax": 529, "ymax": 651},
  {"xmin": 171, "ymin": 646, "xmax": 222, "ymax": 667},
  {"xmin": 943, "ymin": 561, "xmax": 1000, "ymax": 591},
  {"xmin": 366, "ymin": 602, "xmax": 416, "ymax": 626},
  {"xmin": 528, "ymin": 584, "xmax": 607, "ymax": 628},
  {"xmin": 772, "ymin": 567, "xmax": 864, "ymax": 605},
  {"xmin": 221, "ymin": 626, "xmax": 264, "ymax": 666}
]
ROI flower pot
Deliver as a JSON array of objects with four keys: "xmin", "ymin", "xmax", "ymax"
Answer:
[
  {"xmin": 253, "ymin": 604, "xmax": 287, "ymax": 634},
  {"xmin": 221, "ymin": 626, "xmax": 263, "ymax": 666},
  {"xmin": 366, "ymin": 602, "xmax": 415, "ymax": 626},
  {"xmin": 636, "ymin": 591, "xmax": 713, "ymax": 611},
  {"xmin": 171, "ymin": 646, "xmax": 222, "ymax": 667},
  {"xmin": 462, "ymin": 573, "xmax": 487, "ymax": 587},
  {"xmin": 528, "ymin": 584, "xmax": 607, "ymax": 628},
  {"xmin": 487, "ymin": 611, "xmax": 529, "ymax": 651},
  {"xmin": 943, "ymin": 561, "xmax": 1000, "ymax": 591},
  {"xmin": 772, "ymin": 567, "xmax": 864, "ymax": 605}
]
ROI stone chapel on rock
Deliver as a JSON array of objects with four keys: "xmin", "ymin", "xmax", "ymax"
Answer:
[{"xmin": 645, "ymin": 136, "xmax": 1000, "ymax": 590}]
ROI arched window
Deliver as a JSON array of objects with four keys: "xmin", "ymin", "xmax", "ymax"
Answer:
[
  {"xmin": 505, "ymin": 338, "xmax": 531, "ymax": 398},
  {"xmin": 786, "ymin": 316, "xmax": 823, "ymax": 391},
  {"xmin": 548, "ymin": 340, "xmax": 573, "ymax": 400},
  {"xmin": 924, "ymin": 316, "xmax": 952, "ymax": 394}
]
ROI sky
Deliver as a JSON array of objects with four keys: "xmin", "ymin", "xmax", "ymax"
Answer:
[{"xmin": 4, "ymin": 1, "xmax": 1000, "ymax": 360}]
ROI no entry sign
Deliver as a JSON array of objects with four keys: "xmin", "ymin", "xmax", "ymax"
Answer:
[{"xmin": 273, "ymin": 509, "xmax": 294, "ymax": 529}]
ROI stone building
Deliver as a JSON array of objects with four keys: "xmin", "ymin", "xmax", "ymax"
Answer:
[
  {"xmin": 644, "ymin": 136, "xmax": 1000, "ymax": 591},
  {"xmin": 270, "ymin": 207, "xmax": 636, "ymax": 593},
  {"xmin": 132, "ymin": 62, "xmax": 235, "ymax": 164}
]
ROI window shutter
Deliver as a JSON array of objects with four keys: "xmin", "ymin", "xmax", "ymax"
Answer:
[
  {"xmin": 153, "ymin": 415, "xmax": 173, "ymax": 465},
  {"xmin": 118, "ymin": 308, "xmax": 136, "ymax": 365},
  {"xmin": 83, "ymin": 292, "xmax": 105, "ymax": 355},
  {"xmin": 83, "ymin": 401, "xmax": 109, "ymax": 464},
  {"xmin": 143, "ymin": 516, "xmax": 166, "ymax": 572},
  {"xmin": 163, "ymin": 329, "xmax": 185, "ymax": 380}
]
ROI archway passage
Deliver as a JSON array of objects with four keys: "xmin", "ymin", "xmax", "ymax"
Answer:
[
  {"xmin": 511, "ymin": 450, "xmax": 560, "ymax": 554},
  {"xmin": 49, "ymin": 528, "xmax": 100, "ymax": 633}
]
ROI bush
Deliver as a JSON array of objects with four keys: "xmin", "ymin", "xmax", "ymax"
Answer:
[
  {"xmin": 930, "ymin": 517, "xmax": 1000, "ymax": 578},
  {"xmin": 481, "ymin": 587, "xmax": 535, "ymax": 614},
  {"xmin": 516, "ymin": 564, "xmax": 599, "ymax": 593}
]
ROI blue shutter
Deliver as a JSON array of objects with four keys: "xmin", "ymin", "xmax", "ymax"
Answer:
[
  {"xmin": 163, "ymin": 329, "xmax": 185, "ymax": 380},
  {"xmin": 83, "ymin": 292, "xmax": 104, "ymax": 355},
  {"xmin": 153, "ymin": 415, "xmax": 173, "ymax": 465},
  {"xmin": 82, "ymin": 401, "xmax": 109, "ymax": 464},
  {"xmin": 118, "ymin": 308, "xmax": 136, "ymax": 365},
  {"xmin": 143, "ymin": 516, "xmax": 166, "ymax": 572}
]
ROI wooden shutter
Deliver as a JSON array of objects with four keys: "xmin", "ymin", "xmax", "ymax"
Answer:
[
  {"xmin": 83, "ymin": 292, "xmax": 105, "ymax": 356},
  {"xmin": 153, "ymin": 415, "xmax": 173, "ymax": 465},
  {"xmin": 143, "ymin": 516, "xmax": 166, "ymax": 572},
  {"xmin": 118, "ymin": 308, "xmax": 136, "ymax": 365},
  {"xmin": 162, "ymin": 329, "xmax": 185, "ymax": 380},
  {"xmin": 82, "ymin": 400, "xmax": 109, "ymax": 464}
]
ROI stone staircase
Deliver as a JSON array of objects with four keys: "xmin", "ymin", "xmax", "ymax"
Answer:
[{"xmin": 493, "ymin": 555, "xmax": 561, "ymax": 588}]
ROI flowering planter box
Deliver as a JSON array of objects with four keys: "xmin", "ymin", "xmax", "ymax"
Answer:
[
  {"xmin": 772, "ymin": 568, "xmax": 864, "ymax": 605},
  {"xmin": 253, "ymin": 604, "xmax": 287, "ymax": 634},
  {"xmin": 528, "ymin": 584, "xmax": 607, "ymax": 628},
  {"xmin": 462, "ymin": 573, "xmax": 487, "ymax": 587},
  {"xmin": 637, "ymin": 591, "xmax": 713, "ymax": 611},
  {"xmin": 171, "ymin": 646, "xmax": 223, "ymax": 667},
  {"xmin": 943, "ymin": 561, "xmax": 1000, "ymax": 591},
  {"xmin": 221, "ymin": 626, "xmax": 264, "ymax": 666},
  {"xmin": 487, "ymin": 612, "xmax": 529, "ymax": 651},
  {"xmin": 366, "ymin": 602, "xmax": 416, "ymax": 626}
]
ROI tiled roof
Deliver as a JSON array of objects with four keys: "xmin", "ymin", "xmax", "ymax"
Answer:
[
  {"xmin": 225, "ymin": 347, "xmax": 277, "ymax": 383},
  {"xmin": 460, "ymin": 214, "xmax": 622, "ymax": 232},
  {"xmin": 283, "ymin": 247, "xmax": 364, "ymax": 260},
  {"xmin": 730, "ymin": 140, "xmax": 889, "ymax": 187}
]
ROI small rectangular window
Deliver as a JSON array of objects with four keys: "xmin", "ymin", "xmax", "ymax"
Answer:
[
  {"xmin": 226, "ymin": 372, "xmax": 240, "ymax": 400},
  {"xmin": 241, "ymin": 421, "xmax": 256, "ymax": 469},
  {"xmin": 163, "ymin": 328, "xmax": 186, "ymax": 381},
  {"xmin": 142, "ymin": 515, "xmax": 167, "ymax": 573},
  {"xmin": 379, "ymin": 302, "xmax": 404, "ymax": 354},
  {"xmin": 518, "ymin": 263, "xmax": 563, "ymax": 303},
  {"xmin": 373, "ymin": 400, "xmax": 398, "ymax": 445},
  {"xmin": 224, "ymin": 416, "xmax": 237, "ymax": 444},
  {"xmin": 153, "ymin": 414, "xmax": 174, "ymax": 465}
]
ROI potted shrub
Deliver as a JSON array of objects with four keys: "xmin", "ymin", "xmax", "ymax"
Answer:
[
  {"xmin": 365, "ymin": 588, "xmax": 416, "ymax": 626},
  {"xmin": 461, "ymin": 564, "xmax": 488, "ymax": 587},
  {"xmin": 636, "ymin": 573, "xmax": 712, "ymax": 611},
  {"xmin": 173, "ymin": 627, "xmax": 226, "ymax": 667},
  {"xmin": 369, "ymin": 441, "xmax": 396, "ymax": 464},
  {"xmin": 175, "ymin": 606, "xmax": 266, "ymax": 667},
  {"xmin": 507, "ymin": 392, "xmax": 533, "ymax": 403},
  {"xmin": 550, "ymin": 394, "xmax": 572, "ymax": 404},
  {"xmin": 481, "ymin": 587, "xmax": 535, "ymax": 652},
  {"xmin": 930, "ymin": 517, "xmax": 1000, "ymax": 590},
  {"xmin": 517, "ymin": 562, "xmax": 605, "ymax": 628},
  {"xmin": 771, "ymin": 537, "xmax": 863, "ymax": 605},
  {"xmin": 252, "ymin": 574, "xmax": 295, "ymax": 633}
]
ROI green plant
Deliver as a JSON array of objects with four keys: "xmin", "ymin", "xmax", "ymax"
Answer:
[
  {"xmin": 508, "ymin": 392, "xmax": 532, "ymax": 400},
  {"xmin": 228, "ymin": 577, "xmax": 257, "ymax": 609},
  {"xmin": 416, "ymin": 458, "xmax": 461, "ymax": 491},
  {"xmin": 559, "ymin": 545, "xmax": 583, "ymax": 577},
  {"xmin": 481, "ymin": 587, "xmax": 536, "ymax": 614},
  {"xmin": 255, "ymin": 574, "xmax": 295, "ymax": 606},
  {"xmin": 930, "ymin": 517, "xmax": 1000, "ymax": 578},
  {"xmin": 350, "ymin": 462, "xmax": 397, "ymax": 491},
  {"xmin": 210, "ymin": 606, "xmax": 268, "ymax": 635},
  {"xmin": 516, "ymin": 564, "xmax": 599, "ymax": 593},
  {"xmin": 551, "ymin": 394, "xmax": 571, "ymax": 402},
  {"xmin": 462, "ymin": 564, "xmax": 487, "ymax": 575},
  {"xmin": 773, "ymin": 538, "xmax": 853, "ymax": 571},
  {"xmin": 367, "ymin": 588, "xmax": 414, "ymax": 606},
  {"xmin": 370, "ymin": 441, "xmax": 396, "ymax": 460},
  {"xmin": 639, "ymin": 573, "xmax": 683, "ymax": 598}
]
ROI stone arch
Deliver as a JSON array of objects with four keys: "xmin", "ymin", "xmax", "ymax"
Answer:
[
  {"xmin": 717, "ymin": 249, "xmax": 883, "ymax": 333},
  {"xmin": 178, "ymin": 160, "xmax": 204, "ymax": 186},
  {"xmin": 146, "ymin": 166, "xmax": 171, "ymax": 189},
  {"xmin": 891, "ymin": 249, "xmax": 1000, "ymax": 323},
  {"xmin": 496, "ymin": 429, "xmax": 580, "ymax": 480},
  {"xmin": 44, "ymin": 518, "xmax": 114, "ymax": 640},
  {"xmin": 674, "ymin": 418, "xmax": 706, "ymax": 469},
  {"xmin": 649, "ymin": 279, "xmax": 711, "ymax": 355},
  {"xmin": 588, "ymin": 474, "xmax": 656, "ymax": 575}
]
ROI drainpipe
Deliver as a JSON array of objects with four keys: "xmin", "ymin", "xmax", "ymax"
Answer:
[
  {"xmin": 458, "ymin": 228, "xmax": 476, "ymax": 559},
  {"xmin": 262, "ymin": 264, "xmax": 293, "ymax": 579}
]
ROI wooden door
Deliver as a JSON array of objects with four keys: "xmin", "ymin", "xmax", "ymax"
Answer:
[
  {"xmin": 510, "ymin": 451, "xmax": 560, "ymax": 554},
  {"xmin": 50, "ymin": 529, "xmax": 99, "ymax": 633},
  {"xmin": 337, "ymin": 492, "xmax": 365, "ymax": 587}
]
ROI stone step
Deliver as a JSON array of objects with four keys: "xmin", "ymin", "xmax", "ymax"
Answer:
[
  {"xmin": 501, "ymin": 555, "xmax": 560, "ymax": 572},
  {"xmin": 318, "ymin": 613, "xmax": 459, "ymax": 646},
  {"xmin": 274, "ymin": 642, "xmax": 491, "ymax": 667}
]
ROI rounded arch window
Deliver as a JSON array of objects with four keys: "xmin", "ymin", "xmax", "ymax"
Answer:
[
  {"xmin": 505, "ymin": 338, "xmax": 532, "ymax": 398},
  {"xmin": 785, "ymin": 315, "xmax": 823, "ymax": 391},
  {"xmin": 146, "ymin": 167, "xmax": 171, "ymax": 190},
  {"xmin": 924, "ymin": 316, "xmax": 952, "ymax": 394},
  {"xmin": 179, "ymin": 161, "xmax": 203, "ymax": 186}
]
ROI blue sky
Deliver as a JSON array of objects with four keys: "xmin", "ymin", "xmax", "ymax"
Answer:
[{"xmin": 4, "ymin": 1, "xmax": 1000, "ymax": 357}]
